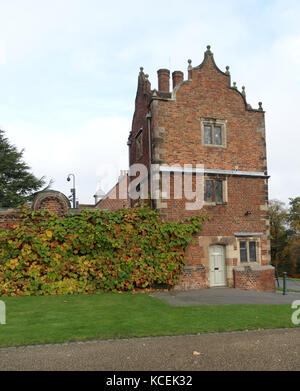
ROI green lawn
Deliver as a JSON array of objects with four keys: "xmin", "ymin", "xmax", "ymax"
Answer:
[
  {"xmin": 276, "ymin": 287, "xmax": 300, "ymax": 293},
  {"xmin": 0, "ymin": 293, "xmax": 298, "ymax": 348}
]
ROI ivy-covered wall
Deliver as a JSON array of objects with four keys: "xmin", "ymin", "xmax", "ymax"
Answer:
[{"xmin": 0, "ymin": 206, "xmax": 205, "ymax": 296}]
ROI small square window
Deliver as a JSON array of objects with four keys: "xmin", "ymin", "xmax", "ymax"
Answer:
[
  {"xmin": 202, "ymin": 120, "xmax": 226, "ymax": 147},
  {"xmin": 239, "ymin": 241, "xmax": 258, "ymax": 263},
  {"xmin": 204, "ymin": 179, "xmax": 225, "ymax": 204}
]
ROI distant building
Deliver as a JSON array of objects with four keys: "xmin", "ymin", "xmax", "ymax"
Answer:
[
  {"xmin": 95, "ymin": 171, "xmax": 130, "ymax": 211},
  {"xmin": 93, "ymin": 183, "xmax": 106, "ymax": 205}
]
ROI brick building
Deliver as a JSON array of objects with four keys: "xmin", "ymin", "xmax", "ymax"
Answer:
[
  {"xmin": 126, "ymin": 45, "xmax": 274, "ymax": 291},
  {"xmin": 95, "ymin": 171, "xmax": 130, "ymax": 211}
]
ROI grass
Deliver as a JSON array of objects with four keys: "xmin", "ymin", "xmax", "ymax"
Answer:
[
  {"xmin": 0, "ymin": 293, "xmax": 299, "ymax": 348},
  {"xmin": 276, "ymin": 287, "xmax": 300, "ymax": 293}
]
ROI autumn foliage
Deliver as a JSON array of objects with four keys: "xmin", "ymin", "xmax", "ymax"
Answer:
[{"xmin": 0, "ymin": 206, "xmax": 205, "ymax": 296}]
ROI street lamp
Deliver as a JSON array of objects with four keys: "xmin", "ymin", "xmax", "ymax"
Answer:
[{"xmin": 67, "ymin": 173, "xmax": 76, "ymax": 209}]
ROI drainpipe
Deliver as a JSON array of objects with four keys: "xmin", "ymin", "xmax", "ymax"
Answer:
[
  {"xmin": 146, "ymin": 112, "xmax": 153, "ymax": 208},
  {"xmin": 127, "ymin": 138, "xmax": 132, "ymax": 207}
]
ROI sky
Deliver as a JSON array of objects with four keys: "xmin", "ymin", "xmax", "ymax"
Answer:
[{"xmin": 0, "ymin": 0, "xmax": 299, "ymax": 206}]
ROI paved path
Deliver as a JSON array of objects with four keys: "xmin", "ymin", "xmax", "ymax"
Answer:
[
  {"xmin": 278, "ymin": 278, "xmax": 300, "ymax": 291},
  {"xmin": 151, "ymin": 287, "xmax": 300, "ymax": 306},
  {"xmin": 0, "ymin": 328, "xmax": 299, "ymax": 371}
]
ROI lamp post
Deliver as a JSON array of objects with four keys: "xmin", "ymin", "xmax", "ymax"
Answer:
[{"xmin": 67, "ymin": 173, "xmax": 76, "ymax": 209}]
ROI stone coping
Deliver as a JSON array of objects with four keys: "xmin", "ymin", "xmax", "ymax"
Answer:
[{"xmin": 233, "ymin": 265, "xmax": 274, "ymax": 272}]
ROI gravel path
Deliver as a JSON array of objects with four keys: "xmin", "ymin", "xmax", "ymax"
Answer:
[{"xmin": 0, "ymin": 328, "xmax": 299, "ymax": 371}]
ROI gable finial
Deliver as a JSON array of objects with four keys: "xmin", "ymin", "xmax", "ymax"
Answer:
[
  {"xmin": 225, "ymin": 66, "xmax": 230, "ymax": 75},
  {"xmin": 242, "ymin": 86, "xmax": 246, "ymax": 98},
  {"xmin": 188, "ymin": 59, "xmax": 193, "ymax": 80},
  {"xmin": 140, "ymin": 67, "xmax": 144, "ymax": 74},
  {"xmin": 205, "ymin": 45, "xmax": 212, "ymax": 56},
  {"xmin": 258, "ymin": 102, "xmax": 263, "ymax": 111},
  {"xmin": 233, "ymin": 81, "xmax": 237, "ymax": 89}
]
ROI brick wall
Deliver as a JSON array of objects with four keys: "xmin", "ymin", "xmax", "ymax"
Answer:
[
  {"xmin": 174, "ymin": 265, "xmax": 207, "ymax": 291},
  {"xmin": 233, "ymin": 266, "xmax": 275, "ymax": 292},
  {"xmin": 0, "ymin": 190, "xmax": 71, "ymax": 229},
  {"xmin": 32, "ymin": 190, "xmax": 70, "ymax": 217}
]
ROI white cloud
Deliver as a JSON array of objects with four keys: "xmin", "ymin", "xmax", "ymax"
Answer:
[
  {"xmin": 0, "ymin": 0, "xmax": 299, "ymax": 207},
  {"xmin": 5, "ymin": 116, "xmax": 130, "ymax": 204},
  {"xmin": 0, "ymin": 40, "xmax": 7, "ymax": 65}
]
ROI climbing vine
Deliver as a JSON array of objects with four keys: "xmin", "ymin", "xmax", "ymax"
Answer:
[{"xmin": 0, "ymin": 206, "xmax": 206, "ymax": 296}]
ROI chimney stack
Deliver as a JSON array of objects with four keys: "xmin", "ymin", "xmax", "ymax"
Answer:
[
  {"xmin": 172, "ymin": 71, "xmax": 184, "ymax": 89},
  {"xmin": 157, "ymin": 69, "xmax": 170, "ymax": 93}
]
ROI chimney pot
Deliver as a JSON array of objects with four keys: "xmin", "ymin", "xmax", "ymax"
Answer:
[
  {"xmin": 172, "ymin": 71, "xmax": 184, "ymax": 89},
  {"xmin": 157, "ymin": 69, "xmax": 170, "ymax": 93}
]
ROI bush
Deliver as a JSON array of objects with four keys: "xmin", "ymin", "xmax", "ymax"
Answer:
[{"xmin": 0, "ymin": 206, "xmax": 205, "ymax": 296}]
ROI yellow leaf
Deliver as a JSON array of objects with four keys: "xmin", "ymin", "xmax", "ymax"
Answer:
[{"xmin": 46, "ymin": 230, "xmax": 53, "ymax": 239}]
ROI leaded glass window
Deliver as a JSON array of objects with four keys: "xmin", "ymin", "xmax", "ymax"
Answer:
[
  {"xmin": 205, "ymin": 180, "xmax": 213, "ymax": 202},
  {"xmin": 215, "ymin": 180, "xmax": 223, "ymax": 203},
  {"xmin": 239, "ymin": 241, "xmax": 258, "ymax": 263},
  {"xmin": 205, "ymin": 179, "xmax": 224, "ymax": 203},
  {"xmin": 240, "ymin": 241, "xmax": 247, "ymax": 262},
  {"xmin": 214, "ymin": 126, "xmax": 222, "ymax": 145},
  {"xmin": 204, "ymin": 125, "xmax": 212, "ymax": 145},
  {"xmin": 249, "ymin": 241, "xmax": 257, "ymax": 262},
  {"xmin": 202, "ymin": 121, "xmax": 225, "ymax": 146}
]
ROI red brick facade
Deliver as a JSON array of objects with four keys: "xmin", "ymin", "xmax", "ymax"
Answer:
[{"xmin": 128, "ymin": 45, "xmax": 275, "ymax": 292}]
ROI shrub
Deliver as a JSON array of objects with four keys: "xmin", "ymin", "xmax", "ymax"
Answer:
[{"xmin": 0, "ymin": 206, "xmax": 205, "ymax": 296}]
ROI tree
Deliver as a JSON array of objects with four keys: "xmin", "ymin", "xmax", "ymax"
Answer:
[
  {"xmin": 287, "ymin": 197, "xmax": 300, "ymax": 275},
  {"xmin": 269, "ymin": 197, "xmax": 300, "ymax": 276},
  {"xmin": 269, "ymin": 199, "xmax": 289, "ymax": 267},
  {"xmin": 288, "ymin": 197, "xmax": 300, "ymax": 237},
  {"xmin": 0, "ymin": 129, "xmax": 45, "ymax": 208}
]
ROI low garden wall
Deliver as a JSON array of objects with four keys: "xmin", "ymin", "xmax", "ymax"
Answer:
[{"xmin": 233, "ymin": 265, "xmax": 275, "ymax": 292}]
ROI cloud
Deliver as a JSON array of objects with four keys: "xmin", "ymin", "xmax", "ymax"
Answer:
[
  {"xmin": 0, "ymin": 0, "xmax": 299, "ymax": 207},
  {"xmin": 5, "ymin": 116, "xmax": 130, "ymax": 204},
  {"xmin": 0, "ymin": 40, "xmax": 7, "ymax": 65}
]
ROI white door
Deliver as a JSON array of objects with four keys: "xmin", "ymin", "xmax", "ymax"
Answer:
[{"xmin": 209, "ymin": 245, "xmax": 226, "ymax": 287}]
